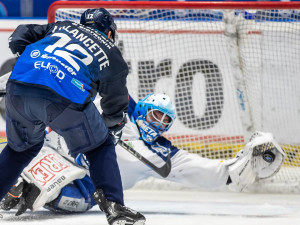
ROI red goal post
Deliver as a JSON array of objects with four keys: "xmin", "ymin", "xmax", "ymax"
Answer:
[{"xmin": 48, "ymin": 1, "xmax": 300, "ymax": 193}]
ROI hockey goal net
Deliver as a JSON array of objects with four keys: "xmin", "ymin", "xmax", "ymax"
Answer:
[{"xmin": 48, "ymin": 1, "xmax": 300, "ymax": 193}]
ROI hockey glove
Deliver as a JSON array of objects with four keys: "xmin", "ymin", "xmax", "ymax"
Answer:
[
  {"xmin": 227, "ymin": 131, "xmax": 285, "ymax": 191},
  {"xmin": 109, "ymin": 117, "xmax": 127, "ymax": 145}
]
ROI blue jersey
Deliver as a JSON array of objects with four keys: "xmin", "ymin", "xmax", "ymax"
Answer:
[{"xmin": 9, "ymin": 21, "xmax": 128, "ymax": 128}]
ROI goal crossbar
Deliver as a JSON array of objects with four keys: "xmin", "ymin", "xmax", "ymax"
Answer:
[{"xmin": 48, "ymin": 1, "xmax": 300, "ymax": 23}]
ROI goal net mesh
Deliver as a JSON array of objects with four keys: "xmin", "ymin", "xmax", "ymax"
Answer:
[{"xmin": 49, "ymin": 2, "xmax": 300, "ymax": 193}]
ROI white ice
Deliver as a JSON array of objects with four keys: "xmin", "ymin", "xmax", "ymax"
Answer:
[{"xmin": 1, "ymin": 189, "xmax": 300, "ymax": 225}]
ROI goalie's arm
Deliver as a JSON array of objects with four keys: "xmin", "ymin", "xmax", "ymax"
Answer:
[{"xmin": 162, "ymin": 131, "xmax": 285, "ymax": 192}]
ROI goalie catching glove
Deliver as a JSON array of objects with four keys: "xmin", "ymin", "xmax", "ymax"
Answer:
[{"xmin": 227, "ymin": 131, "xmax": 285, "ymax": 191}]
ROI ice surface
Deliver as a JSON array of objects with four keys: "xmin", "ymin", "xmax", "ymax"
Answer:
[{"xmin": 1, "ymin": 190, "xmax": 300, "ymax": 225}]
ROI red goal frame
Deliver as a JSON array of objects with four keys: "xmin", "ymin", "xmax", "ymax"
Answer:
[
  {"xmin": 48, "ymin": 1, "xmax": 300, "ymax": 23},
  {"xmin": 47, "ymin": 1, "xmax": 300, "ymax": 160}
]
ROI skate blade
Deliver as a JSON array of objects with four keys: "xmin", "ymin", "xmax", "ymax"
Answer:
[
  {"xmin": 112, "ymin": 219, "xmax": 145, "ymax": 225},
  {"xmin": 133, "ymin": 220, "xmax": 146, "ymax": 225}
]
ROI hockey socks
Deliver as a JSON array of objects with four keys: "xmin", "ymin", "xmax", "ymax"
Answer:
[
  {"xmin": 85, "ymin": 135, "xmax": 124, "ymax": 205},
  {"xmin": 0, "ymin": 141, "xmax": 43, "ymax": 201}
]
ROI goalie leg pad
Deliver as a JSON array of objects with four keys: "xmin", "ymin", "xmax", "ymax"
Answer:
[
  {"xmin": 44, "ymin": 177, "xmax": 94, "ymax": 213},
  {"xmin": 21, "ymin": 146, "xmax": 87, "ymax": 211}
]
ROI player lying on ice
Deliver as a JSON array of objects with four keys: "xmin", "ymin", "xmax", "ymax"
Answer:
[{"xmin": 0, "ymin": 93, "xmax": 285, "ymax": 215}]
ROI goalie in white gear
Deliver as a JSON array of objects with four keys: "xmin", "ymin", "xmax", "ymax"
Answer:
[{"xmin": 0, "ymin": 93, "xmax": 285, "ymax": 214}]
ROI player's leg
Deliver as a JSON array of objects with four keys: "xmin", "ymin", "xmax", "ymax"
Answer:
[
  {"xmin": 0, "ymin": 142, "xmax": 43, "ymax": 200},
  {"xmin": 49, "ymin": 102, "xmax": 124, "ymax": 203},
  {"xmin": 49, "ymin": 101, "xmax": 145, "ymax": 225},
  {"xmin": 84, "ymin": 136, "xmax": 124, "ymax": 205},
  {"xmin": 0, "ymin": 84, "xmax": 47, "ymax": 200}
]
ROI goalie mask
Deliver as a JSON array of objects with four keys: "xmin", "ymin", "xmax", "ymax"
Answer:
[
  {"xmin": 80, "ymin": 8, "xmax": 117, "ymax": 42},
  {"xmin": 132, "ymin": 93, "xmax": 176, "ymax": 145}
]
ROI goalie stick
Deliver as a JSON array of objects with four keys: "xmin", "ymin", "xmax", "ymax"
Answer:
[{"xmin": 118, "ymin": 139, "xmax": 172, "ymax": 178}]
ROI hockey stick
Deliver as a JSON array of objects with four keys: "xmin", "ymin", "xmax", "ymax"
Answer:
[{"xmin": 118, "ymin": 139, "xmax": 172, "ymax": 178}]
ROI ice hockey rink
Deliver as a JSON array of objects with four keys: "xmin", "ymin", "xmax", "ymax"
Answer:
[
  {"xmin": 1, "ymin": 188, "xmax": 300, "ymax": 225},
  {"xmin": 1, "ymin": 3, "xmax": 300, "ymax": 225}
]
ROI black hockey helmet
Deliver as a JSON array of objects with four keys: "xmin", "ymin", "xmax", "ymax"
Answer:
[{"xmin": 80, "ymin": 8, "xmax": 117, "ymax": 42}]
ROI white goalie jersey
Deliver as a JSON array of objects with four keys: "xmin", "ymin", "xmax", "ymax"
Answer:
[
  {"xmin": 44, "ymin": 118, "xmax": 231, "ymax": 190},
  {"xmin": 118, "ymin": 119, "xmax": 231, "ymax": 190},
  {"xmin": 44, "ymin": 115, "xmax": 285, "ymax": 192}
]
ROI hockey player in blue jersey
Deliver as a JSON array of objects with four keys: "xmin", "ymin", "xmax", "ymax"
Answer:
[
  {"xmin": 0, "ymin": 8, "xmax": 145, "ymax": 225},
  {"xmin": 1, "ymin": 93, "xmax": 285, "ymax": 214}
]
